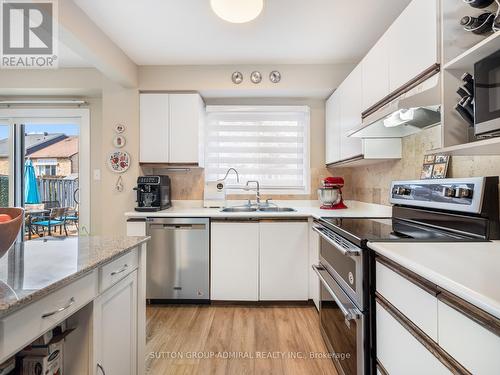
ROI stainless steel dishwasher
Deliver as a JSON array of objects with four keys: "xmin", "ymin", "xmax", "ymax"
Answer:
[{"xmin": 146, "ymin": 217, "xmax": 209, "ymax": 302}]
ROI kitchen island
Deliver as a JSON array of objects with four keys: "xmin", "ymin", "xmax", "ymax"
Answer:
[{"xmin": 0, "ymin": 235, "xmax": 149, "ymax": 374}]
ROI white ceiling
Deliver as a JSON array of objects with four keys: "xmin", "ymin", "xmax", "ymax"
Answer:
[{"xmin": 73, "ymin": 0, "xmax": 411, "ymax": 66}]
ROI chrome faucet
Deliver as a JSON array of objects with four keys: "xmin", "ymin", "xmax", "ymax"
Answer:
[
  {"xmin": 245, "ymin": 180, "xmax": 261, "ymax": 206},
  {"xmin": 220, "ymin": 168, "xmax": 240, "ymax": 183}
]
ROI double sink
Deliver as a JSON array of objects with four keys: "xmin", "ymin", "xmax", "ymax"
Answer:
[{"xmin": 220, "ymin": 206, "xmax": 296, "ymax": 213}]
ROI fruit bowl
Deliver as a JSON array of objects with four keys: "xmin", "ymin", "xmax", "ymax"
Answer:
[{"xmin": 0, "ymin": 208, "xmax": 24, "ymax": 256}]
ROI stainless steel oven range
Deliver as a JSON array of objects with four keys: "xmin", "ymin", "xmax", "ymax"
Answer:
[
  {"xmin": 312, "ymin": 227, "xmax": 371, "ymax": 375},
  {"xmin": 313, "ymin": 177, "xmax": 499, "ymax": 375}
]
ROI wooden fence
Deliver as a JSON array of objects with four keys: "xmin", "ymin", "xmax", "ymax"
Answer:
[{"xmin": 37, "ymin": 177, "xmax": 79, "ymax": 208}]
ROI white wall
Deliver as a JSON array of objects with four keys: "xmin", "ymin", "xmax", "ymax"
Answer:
[
  {"xmin": 0, "ymin": 63, "xmax": 352, "ymax": 235},
  {"xmin": 139, "ymin": 64, "xmax": 353, "ymax": 98}
]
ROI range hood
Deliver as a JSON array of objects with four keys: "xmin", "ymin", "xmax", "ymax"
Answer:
[{"xmin": 349, "ymin": 66, "xmax": 441, "ymax": 139}]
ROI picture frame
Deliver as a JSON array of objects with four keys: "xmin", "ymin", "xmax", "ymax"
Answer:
[
  {"xmin": 432, "ymin": 163, "xmax": 448, "ymax": 179},
  {"xmin": 421, "ymin": 154, "xmax": 450, "ymax": 180},
  {"xmin": 424, "ymin": 155, "xmax": 435, "ymax": 164},
  {"xmin": 420, "ymin": 164, "xmax": 433, "ymax": 179}
]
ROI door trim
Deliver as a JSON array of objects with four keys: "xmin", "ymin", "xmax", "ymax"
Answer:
[{"xmin": 0, "ymin": 108, "xmax": 91, "ymax": 233}]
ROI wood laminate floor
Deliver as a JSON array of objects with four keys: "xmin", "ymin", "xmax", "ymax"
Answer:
[{"xmin": 146, "ymin": 304, "xmax": 338, "ymax": 375}]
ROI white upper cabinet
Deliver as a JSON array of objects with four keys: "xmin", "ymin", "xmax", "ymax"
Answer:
[
  {"xmin": 325, "ymin": 78, "xmax": 401, "ymax": 165},
  {"xmin": 139, "ymin": 92, "xmax": 205, "ymax": 164},
  {"xmin": 169, "ymin": 93, "xmax": 204, "ymax": 163},
  {"xmin": 139, "ymin": 93, "xmax": 169, "ymax": 163},
  {"xmin": 362, "ymin": 33, "xmax": 390, "ymax": 111},
  {"xmin": 325, "ymin": 91, "xmax": 341, "ymax": 165},
  {"xmin": 388, "ymin": 0, "xmax": 438, "ymax": 92},
  {"xmin": 324, "ymin": 0, "xmax": 437, "ymax": 165},
  {"xmin": 339, "ymin": 65, "xmax": 363, "ymax": 160}
]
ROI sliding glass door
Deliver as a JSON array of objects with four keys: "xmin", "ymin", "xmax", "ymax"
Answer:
[
  {"xmin": 22, "ymin": 120, "xmax": 80, "ymax": 239},
  {"xmin": 0, "ymin": 108, "xmax": 90, "ymax": 240},
  {"xmin": 0, "ymin": 120, "xmax": 13, "ymax": 208}
]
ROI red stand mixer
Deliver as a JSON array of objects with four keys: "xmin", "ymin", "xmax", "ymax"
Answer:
[{"xmin": 318, "ymin": 177, "xmax": 347, "ymax": 209}]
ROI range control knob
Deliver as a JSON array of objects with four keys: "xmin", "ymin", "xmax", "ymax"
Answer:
[
  {"xmin": 393, "ymin": 186, "xmax": 411, "ymax": 196},
  {"xmin": 442, "ymin": 187, "xmax": 456, "ymax": 197},
  {"xmin": 455, "ymin": 187, "xmax": 473, "ymax": 198}
]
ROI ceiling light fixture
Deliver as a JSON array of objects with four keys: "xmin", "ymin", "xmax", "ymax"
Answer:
[{"xmin": 210, "ymin": 0, "xmax": 264, "ymax": 23}]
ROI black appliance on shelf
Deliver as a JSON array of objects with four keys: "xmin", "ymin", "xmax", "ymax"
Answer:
[
  {"xmin": 474, "ymin": 49, "xmax": 500, "ymax": 138},
  {"xmin": 312, "ymin": 177, "xmax": 499, "ymax": 375},
  {"xmin": 134, "ymin": 175, "xmax": 171, "ymax": 212}
]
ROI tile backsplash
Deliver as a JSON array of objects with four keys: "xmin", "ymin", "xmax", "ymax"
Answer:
[
  {"xmin": 336, "ymin": 126, "xmax": 500, "ymax": 205},
  {"xmin": 142, "ymin": 166, "xmax": 332, "ymax": 201},
  {"xmin": 143, "ymin": 126, "xmax": 500, "ymax": 206}
]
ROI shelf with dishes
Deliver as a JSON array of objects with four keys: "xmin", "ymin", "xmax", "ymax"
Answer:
[{"xmin": 437, "ymin": 0, "xmax": 500, "ymax": 155}]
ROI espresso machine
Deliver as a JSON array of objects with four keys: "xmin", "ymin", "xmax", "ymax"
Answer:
[{"xmin": 134, "ymin": 175, "xmax": 171, "ymax": 212}]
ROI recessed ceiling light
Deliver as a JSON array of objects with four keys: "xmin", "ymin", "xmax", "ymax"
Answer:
[{"xmin": 210, "ymin": 0, "xmax": 264, "ymax": 24}]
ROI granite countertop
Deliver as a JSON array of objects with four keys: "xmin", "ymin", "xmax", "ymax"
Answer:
[
  {"xmin": 125, "ymin": 200, "xmax": 393, "ymax": 219},
  {"xmin": 369, "ymin": 241, "xmax": 500, "ymax": 319},
  {"xmin": 0, "ymin": 236, "xmax": 149, "ymax": 317}
]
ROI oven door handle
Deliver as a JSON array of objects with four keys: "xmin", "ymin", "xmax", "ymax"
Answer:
[
  {"xmin": 312, "ymin": 226, "xmax": 360, "ymax": 257},
  {"xmin": 312, "ymin": 265, "xmax": 362, "ymax": 321}
]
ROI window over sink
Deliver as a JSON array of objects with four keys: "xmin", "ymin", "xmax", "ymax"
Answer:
[{"xmin": 204, "ymin": 106, "xmax": 310, "ymax": 195}]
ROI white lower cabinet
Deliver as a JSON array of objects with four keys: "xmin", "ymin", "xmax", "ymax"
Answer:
[
  {"xmin": 210, "ymin": 220, "xmax": 309, "ymax": 301},
  {"xmin": 0, "ymin": 271, "xmax": 97, "ymax": 362},
  {"xmin": 93, "ymin": 271, "xmax": 138, "ymax": 375},
  {"xmin": 126, "ymin": 220, "xmax": 147, "ymax": 236},
  {"xmin": 210, "ymin": 222, "xmax": 260, "ymax": 301},
  {"xmin": 376, "ymin": 261, "xmax": 438, "ymax": 340},
  {"xmin": 438, "ymin": 301, "xmax": 500, "ymax": 375},
  {"xmin": 259, "ymin": 221, "xmax": 309, "ymax": 301},
  {"xmin": 376, "ymin": 302, "xmax": 451, "ymax": 375},
  {"xmin": 309, "ymin": 220, "xmax": 320, "ymax": 309}
]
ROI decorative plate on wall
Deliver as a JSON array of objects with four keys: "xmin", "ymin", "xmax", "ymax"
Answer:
[
  {"xmin": 113, "ymin": 135, "xmax": 126, "ymax": 148},
  {"xmin": 115, "ymin": 123, "xmax": 126, "ymax": 134},
  {"xmin": 107, "ymin": 150, "xmax": 131, "ymax": 173}
]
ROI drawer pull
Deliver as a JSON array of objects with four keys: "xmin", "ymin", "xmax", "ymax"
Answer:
[
  {"xmin": 41, "ymin": 297, "xmax": 75, "ymax": 318},
  {"xmin": 110, "ymin": 264, "xmax": 128, "ymax": 276}
]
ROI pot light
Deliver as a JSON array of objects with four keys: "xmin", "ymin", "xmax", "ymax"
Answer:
[{"xmin": 210, "ymin": 0, "xmax": 264, "ymax": 23}]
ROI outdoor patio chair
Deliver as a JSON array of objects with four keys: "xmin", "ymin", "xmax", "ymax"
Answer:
[
  {"xmin": 65, "ymin": 205, "xmax": 79, "ymax": 230},
  {"xmin": 42, "ymin": 200, "xmax": 61, "ymax": 210},
  {"xmin": 32, "ymin": 207, "xmax": 69, "ymax": 237}
]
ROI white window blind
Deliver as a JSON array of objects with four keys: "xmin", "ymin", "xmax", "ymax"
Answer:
[{"xmin": 204, "ymin": 106, "xmax": 310, "ymax": 194}]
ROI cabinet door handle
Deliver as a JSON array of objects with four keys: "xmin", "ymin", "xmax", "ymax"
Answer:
[
  {"xmin": 97, "ymin": 363, "xmax": 106, "ymax": 375},
  {"xmin": 41, "ymin": 297, "xmax": 75, "ymax": 318},
  {"xmin": 111, "ymin": 264, "xmax": 128, "ymax": 276}
]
